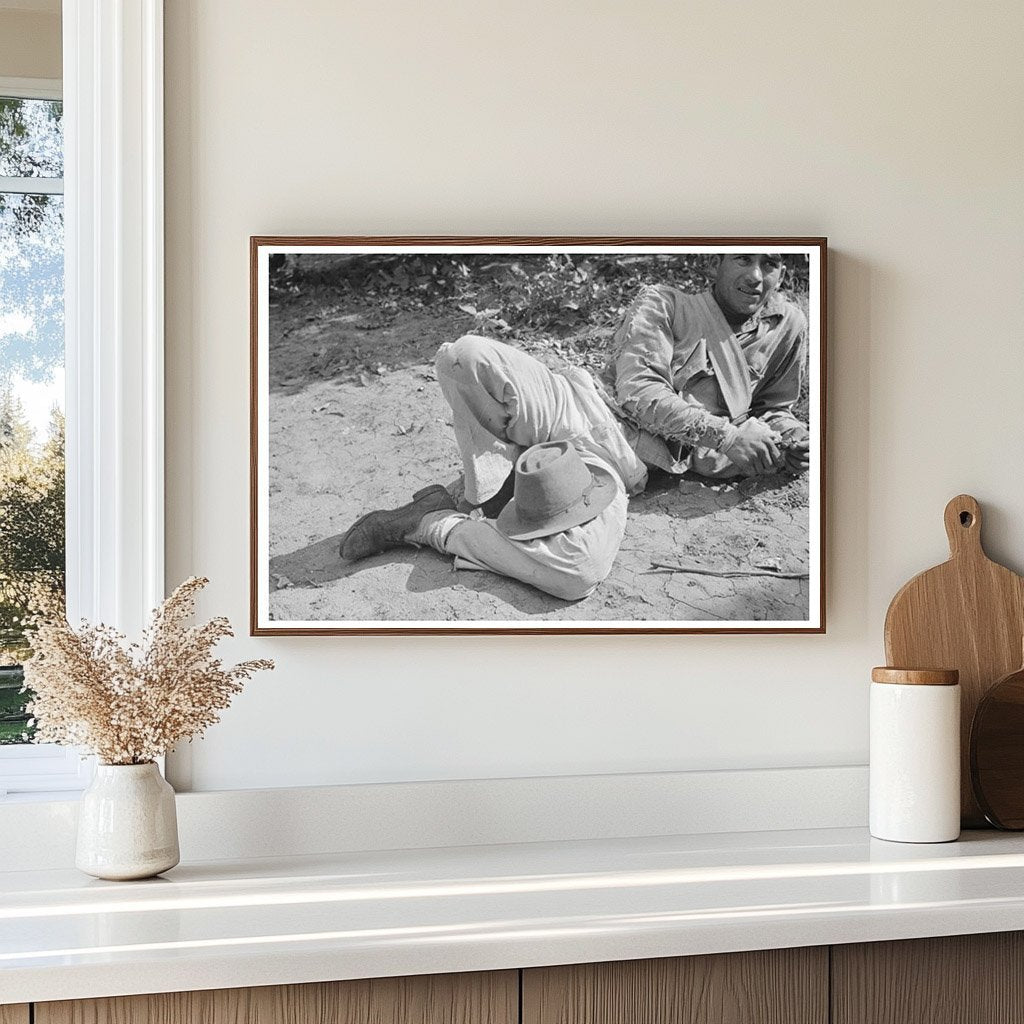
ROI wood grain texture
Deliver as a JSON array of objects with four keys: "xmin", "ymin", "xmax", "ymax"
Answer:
[
  {"xmin": 0, "ymin": 1007, "xmax": 30, "ymax": 1024},
  {"xmin": 884, "ymin": 494, "xmax": 1024, "ymax": 826},
  {"xmin": 832, "ymin": 932, "xmax": 1024, "ymax": 1024},
  {"xmin": 36, "ymin": 971, "xmax": 517, "ymax": 1024},
  {"xmin": 970, "ymin": 660, "xmax": 1024, "ymax": 827},
  {"xmin": 871, "ymin": 667, "xmax": 959, "ymax": 686},
  {"xmin": 522, "ymin": 948, "xmax": 828, "ymax": 1024}
]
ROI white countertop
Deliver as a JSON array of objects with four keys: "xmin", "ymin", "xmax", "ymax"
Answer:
[{"xmin": 4, "ymin": 826, "xmax": 1024, "ymax": 1005}]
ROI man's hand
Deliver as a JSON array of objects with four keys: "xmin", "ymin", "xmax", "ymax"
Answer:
[
  {"xmin": 719, "ymin": 418, "xmax": 782, "ymax": 477},
  {"xmin": 778, "ymin": 425, "xmax": 811, "ymax": 475}
]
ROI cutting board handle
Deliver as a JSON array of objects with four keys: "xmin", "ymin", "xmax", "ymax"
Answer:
[{"xmin": 944, "ymin": 494, "xmax": 983, "ymax": 558}]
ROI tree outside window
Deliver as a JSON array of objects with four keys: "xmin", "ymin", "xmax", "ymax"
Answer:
[{"xmin": 0, "ymin": 94, "xmax": 65, "ymax": 744}]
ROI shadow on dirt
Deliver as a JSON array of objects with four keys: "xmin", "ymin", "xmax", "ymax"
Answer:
[
  {"xmin": 269, "ymin": 295, "xmax": 466, "ymax": 397},
  {"xmin": 268, "ymin": 538, "xmax": 444, "ymax": 593},
  {"xmin": 629, "ymin": 469, "xmax": 805, "ymax": 523},
  {"xmin": 268, "ymin": 534, "xmax": 570, "ymax": 616},
  {"xmin": 403, "ymin": 560, "xmax": 572, "ymax": 615},
  {"xmin": 268, "ymin": 535, "xmax": 353, "ymax": 590}
]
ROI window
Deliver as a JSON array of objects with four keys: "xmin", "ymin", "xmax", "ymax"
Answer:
[
  {"xmin": 0, "ymin": 79, "xmax": 82, "ymax": 794},
  {"xmin": 0, "ymin": 88, "xmax": 65, "ymax": 737}
]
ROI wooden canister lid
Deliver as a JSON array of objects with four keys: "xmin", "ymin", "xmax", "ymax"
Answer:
[{"xmin": 871, "ymin": 667, "xmax": 960, "ymax": 686}]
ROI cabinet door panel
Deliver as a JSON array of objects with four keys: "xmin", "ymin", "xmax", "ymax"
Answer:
[
  {"xmin": 523, "ymin": 948, "xmax": 827, "ymax": 1024},
  {"xmin": 36, "ymin": 970, "xmax": 518, "ymax": 1024},
  {"xmin": 832, "ymin": 932, "xmax": 1024, "ymax": 1024},
  {"xmin": 0, "ymin": 1007, "xmax": 29, "ymax": 1024}
]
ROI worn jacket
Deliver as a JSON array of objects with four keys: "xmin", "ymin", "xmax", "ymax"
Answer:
[{"xmin": 595, "ymin": 285, "xmax": 808, "ymax": 471}]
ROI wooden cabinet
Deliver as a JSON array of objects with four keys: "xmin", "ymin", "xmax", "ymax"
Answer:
[
  {"xmin": 13, "ymin": 933, "xmax": 1024, "ymax": 1024},
  {"xmin": 522, "ymin": 948, "xmax": 828, "ymax": 1024},
  {"xmin": 34, "ymin": 971, "xmax": 517, "ymax": 1024},
  {"xmin": 832, "ymin": 932, "xmax": 1024, "ymax": 1024}
]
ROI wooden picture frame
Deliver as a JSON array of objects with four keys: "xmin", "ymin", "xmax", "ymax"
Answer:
[{"xmin": 251, "ymin": 237, "xmax": 827, "ymax": 635}]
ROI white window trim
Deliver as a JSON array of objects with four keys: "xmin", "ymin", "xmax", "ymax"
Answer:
[
  {"xmin": 0, "ymin": 744, "xmax": 92, "ymax": 795},
  {"xmin": 63, "ymin": 0, "xmax": 164, "ymax": 633},
  {"xmin": 0, "ymin": 175, "xmax": 63, "ymax": 195},
  {"xmin": 0, "ymin": 76, "xmax": 62, "ymax": 101},
  {"xmin": 0, "ymin": 1, "xmax": 165, "ymax": 797}
]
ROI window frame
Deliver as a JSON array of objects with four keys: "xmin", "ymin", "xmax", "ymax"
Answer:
[
  {"xmin": 0, "ymin": 76, "xmax": 61, "ymax": 102},
  {"xmin": 0, "ymin": 0, "xmax": 165, "ymax": 797}
]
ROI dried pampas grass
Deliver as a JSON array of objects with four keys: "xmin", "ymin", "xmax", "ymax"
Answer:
[{"xmin": 23, "ymin": 577, "xmax": 274, "ymax": 765}]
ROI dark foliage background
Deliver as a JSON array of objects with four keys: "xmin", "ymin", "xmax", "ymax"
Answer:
[
  {"xmin": 270, "ymin": 251, "xmax": 810, "ymax": 342},
  {"xmin": 0, "ymin": 402, "xmax": 64, "ymax": 744}
]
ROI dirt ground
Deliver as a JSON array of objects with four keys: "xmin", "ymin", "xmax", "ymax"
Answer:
[{"xmin": 266, "ymin": 299, "xmax": 811, "ymax": 624}]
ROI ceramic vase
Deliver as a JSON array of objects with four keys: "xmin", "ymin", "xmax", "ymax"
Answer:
[{"xmin": 76, "ymin": 762, "xmax": 180, "ymax": 880}]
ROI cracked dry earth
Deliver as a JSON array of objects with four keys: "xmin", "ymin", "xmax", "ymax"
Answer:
[{"xmin": 266, "ymin": 328, "xmax": 811, "ymax": 624}]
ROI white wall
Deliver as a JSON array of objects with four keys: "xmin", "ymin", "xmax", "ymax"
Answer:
[{"xmin": 164, "ymin": 0, "xmax": 1024, "ymax": 791}]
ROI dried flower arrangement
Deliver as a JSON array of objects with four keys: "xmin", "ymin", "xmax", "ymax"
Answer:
[{"xmin": 23, "ymin": 577, "xmax": 273, "ymax": 765}]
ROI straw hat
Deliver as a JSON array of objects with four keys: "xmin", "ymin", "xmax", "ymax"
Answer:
[{"xmin": 495, "ymin": 441, "xmax": 618, "ymax": 541}]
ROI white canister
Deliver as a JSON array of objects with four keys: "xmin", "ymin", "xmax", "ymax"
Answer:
[{"xmin": 870, "ymin": 667, "xmax": 961, "ymax": 843}]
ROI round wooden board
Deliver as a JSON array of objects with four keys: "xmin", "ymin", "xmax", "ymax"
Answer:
[{"xmin": 971, "ymin": 664, "xmax": 1024, "ymax": 829}]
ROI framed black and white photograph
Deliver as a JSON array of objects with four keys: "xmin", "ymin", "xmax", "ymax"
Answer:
[{"xmin": 251, "ymin": 237, "xmax": 826, "ymax": 635}]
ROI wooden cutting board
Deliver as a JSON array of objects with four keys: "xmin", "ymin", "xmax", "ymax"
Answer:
[{"xmin": 884, "ymin": 494, "xmax": 1024, "ymax": 826}]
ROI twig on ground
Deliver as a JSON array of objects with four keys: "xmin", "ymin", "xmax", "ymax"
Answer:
[{"xmin": 648, "ymin": 561, "xmax": 810, "ymax": 581}]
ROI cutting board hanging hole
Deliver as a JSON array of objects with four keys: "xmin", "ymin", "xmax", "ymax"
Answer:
[{"xmin": 944, "ymin": 494, "xmax": 982, "ymax": 556}]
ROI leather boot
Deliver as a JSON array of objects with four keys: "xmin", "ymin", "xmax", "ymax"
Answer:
[{"xmin": 340, "ymin": 485, "xmax": 457, "ymax": 561}]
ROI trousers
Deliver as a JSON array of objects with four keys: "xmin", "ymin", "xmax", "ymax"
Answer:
[{"xmin": 406, "ymin": 335, "xmax": 647, "ymax": 602}]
